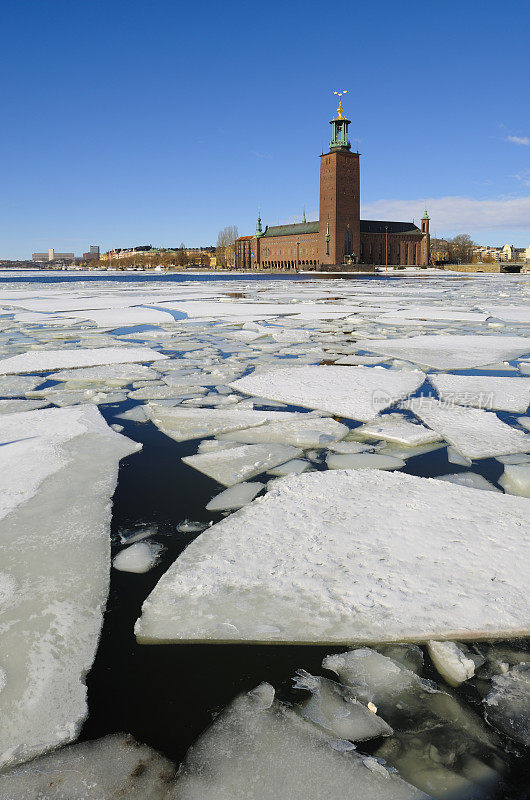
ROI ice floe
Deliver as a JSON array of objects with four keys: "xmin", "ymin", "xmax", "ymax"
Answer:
[
  {"xmin": 411, "ymin": 399, "xmax": 530, "ymax": 459},
  {"xmin": 182, "ymin": 443, "xmax": 302, "ymax": 486},
  {"xmin": 484, "ymin": 665, "xmax": 530, "ymax": 746},
  {"xmin": 113, "ymin": 542, "xmax": 163, "ymax": 573},
  {"xmin": 354, "ymin": 413, "xmax": 441, "ymax": 445},
  {"xmin": 0, "ymin": 406, "xmax": 140, "ymax": 768},
  {"xmin": 231, "ymin": 365, "xmax": 426, "ymax": 421},
  {"xmin": 498, "ymin": 463, "xmax": 530, "ymax": 496},
  {"xmin": 217, "ymin": 416, "xmax": 349, "ymax": 448},
  {"xmin": 135, "ymin": 469, "xmax": 530, "ymax": 644},
  {"xmin": 205, "ymin": 481, "xmax": 264, "ymax": 511},
  {"xmin": 354, "ymin": 335, "xmax": 530, "ymax": 370},
  {"xmin": 0, "ymin": 347, "xmax": 167, "ymax": 375},
  {"xmin": 429, "ymin": 374, "xmax": 530, "ymax": 413},
  {"xmin": 427, "ymin": 641, "xmax": 477, "ymax": 686}
]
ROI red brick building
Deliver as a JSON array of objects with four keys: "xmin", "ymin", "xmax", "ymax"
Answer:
[{"xmin": 236, "ymin": 102, "xmax": 430, "ymax": 270}]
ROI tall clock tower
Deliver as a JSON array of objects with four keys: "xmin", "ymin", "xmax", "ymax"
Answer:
[{"xmin": 319, "ymin": 102, "xmax": 360, "ymax": 267}]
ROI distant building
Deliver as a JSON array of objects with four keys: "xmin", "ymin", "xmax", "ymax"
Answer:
[
  {"xmin": 82, "ymin": 245, "xmax": 100, "ymax": 261},
  {"xmin": 431, "ymin": 239, "xmax": 452, "ymax": 264},
  {"xmin": 235, "ymin": 102, "xmax": 430, "ymax": 270},
  {"xmin": 32, "ymin": 248, "xmax": 75, "ymax": 263}
]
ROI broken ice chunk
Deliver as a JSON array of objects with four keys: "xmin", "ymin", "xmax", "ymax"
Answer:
[
  {"xmin": 165, "ymin": 685, "xmax": 427, "ymax": 800},
  {"xmin": 411, "ymin": 400, "xmax": 530, "ymax": 459},
  {"xmin": 435, "ymin": 473, "xmax": 500, "ymax": 492},
  {"xmin": 427, "ymin": 641, "xmax": 476, "ymax": 687},
  {"xmin": 217, "ymin": 417, "xmax": 349, "ymax": 448},
  {"xmin": 498, "ymin": 463, "xmax": 530, "ymax": 497},
  {"xmin": 326, "ymin": 453, "xmax": 405, "ymax": 471},
  {"xmin": 147, "ymin": 404, "xmax": 300, "ymax": 442},
  {"xmin": 429, "ymin": 374, "xmax": 530, "ymax": 414},
  {"xmin": 446, "ymin": 446, "xmax": 471, "ymax": 466},
  {"xmin": 0, "ymin": 346, "xmax": 167, "ymax": 374},
  {"xmin": 0, "ymin": 399, "xmax": 49, "ymax": 414},
  {"xmin": 182, "ymin": 444, "xmax": 302, "ymax": 486},
  {"xmin": 355, "ymin": 414, "xmax": 441, "ymax": 446},
  {"xmin": 483, "ymin": 664, "xmax": 530, "ymax": 746},
  {"xmin": 0, "ymin": 375, "xmax": 43, "ymax": 397},
  {"xmin": 0, "ymin": 733, "xmax": 175, "ymax": 799},
  {"xmin": 205, "ymin": 482, "xmax": 264, "ymax": 511},
  {"xmin": 113, "ymin": 542, "xmax": 163, "ymax": 574},
  {"xmin": 230, "ymin": 365, "xmax": 425, "ymax": 421},
  {"xmin": 267, "ymin": 459, "xmax": 310, "ymax": 476},
  {"xmin": 293, "ymin": 669, "xmax": 393, "ymax": 742},
  {"xmin": 326, "ymin": 440, "xmax": 373, "ymax": 454}
]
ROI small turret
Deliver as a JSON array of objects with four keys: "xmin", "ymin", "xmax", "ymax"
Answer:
[
  {"xmin": 255, "ymin": 211, "xmax": 263, "ymax": 237},
  {"xmin": 421, "ymin": 207, "xmax": 430, "ymax": 234}
]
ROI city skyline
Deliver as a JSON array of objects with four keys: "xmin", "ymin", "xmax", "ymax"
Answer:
[{"xmin": 0, "ymin": 0, "xmax": 528, "ymax": 260}]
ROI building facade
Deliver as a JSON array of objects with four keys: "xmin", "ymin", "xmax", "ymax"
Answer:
[
  {"xmin": 236, "ymin": 103, "xmax": 430, "ymax": 270},
  {"xmin": 32, "ymin": 248, "xmax": 75, "ymax": 263}
]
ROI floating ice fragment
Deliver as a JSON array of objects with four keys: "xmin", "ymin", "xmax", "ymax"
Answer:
[
  {"xmin": 217, "ymin": 417, "xmax": 349, "ymax": 448},
  {"xmin": 411, "ymin": 400, "xmax": 530, "ymax": 459},
  {"xmin": 446, "ymin": 446, "xmax": 471, "ymax": 466},
  {"xmin": 293, "ymin": 669, "xmax": 393, "ymax": 741},
  {"xmin": 435, "ymin": 473, "xmax": 500, "ymax": 492},
  {"xmin": 498, "ymin": 463, "xmax": 530, "ymax": 496},
  {"xmin": 327, "ymin": 440, "xmax": 373, "ymax": 454},
  {"xmin": 427, "ymin": 641, "xmax": 476, "ymax": 686},
  {"xmin": 230, "ymin": 365, "xmax": 425, "ymax": 421},
  {"xmin": 135, "ymin": 470, "xmax": 530, "ymax": 644},
  {"xmin": 113, "ymin": 542, "xmax": 162, "ymax": 573},
  {"xmin": 429, "ymin": 374, "xmax": 530, "ymax": 413},
  {"xmin": 176, "ymin": 520, "xmax": 208, "ymax": 533},
  {"xmin": 355, "ymin": 413, "xmax": 441, "ymax": 446},
  {"xmin": 483, "ymin": 664, "xmax": 530, "ymax": 746},
  {"xmin": 326, "ymin": 453, "xmax": 405, "ymax": 470},
  {"xmin": 0, "ymin": 375, "xmax": 43, "ymax": 397},
  {"xmin": 165, "ymin": 685, "xmax": 426, "ymax": 800},
  {"xmin": 0, "ymin": 347, "xmax": 167, "ymax": 374},
  {"xmin": 0, "ymin": 733, "xmax": 175, "ymax": 799},
  {"xmin": 182, "ymin": 443, "xmax": 302, "ymax": 486},
  {"xmin": 0, "ymin": 406, "xmax": 140, "ymax": 769},
  {"xmin": 354, "ymin": 335, "xmax": 530, "ymax": 370},
  {"xmin": 0, "ymin": 399, "xmax": 49, "ymax": 414},
  {"xmin": 206, "ymin": 482, "xmax": 264, "ymax": 511},
  {"xmin": 267, "ymin": 459, "xmax": 310, "ymax": 476},
  {"xmin": 147, "ymin": 404, "xmax": 301, "ymax": 442}
]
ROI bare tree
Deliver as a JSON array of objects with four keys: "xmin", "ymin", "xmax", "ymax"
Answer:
[
  {"xmin": 448, "ymin": 234, "xmax": 475, "ymax": 264},
  {"xmin": 216, "ymin": 225, "xmax": 238, "ymax": 268}
]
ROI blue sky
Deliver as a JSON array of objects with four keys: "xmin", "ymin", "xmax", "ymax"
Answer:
[{"xmin": 1, "ymin": 0, "xmax": 529, "ymax": 259}]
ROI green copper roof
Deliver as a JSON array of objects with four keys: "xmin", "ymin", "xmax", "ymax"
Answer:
[
  {"xmin": 261, "ymin": 221, "xmax": 319, "ymax": 238},
  {"xmin": 422, "ymin": 208, "xmax": 430, "ymax": 220}
]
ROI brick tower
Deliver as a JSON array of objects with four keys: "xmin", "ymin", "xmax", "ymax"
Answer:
[
  {"xmin": 420, "ymin": 207, "xmax": 430, "ymax": 266},
  {"xmin": 319, "ymin": 102, "xmax": 360, "ymax": 268}
]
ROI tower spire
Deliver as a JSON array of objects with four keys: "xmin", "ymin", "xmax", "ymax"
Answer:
[
  {"xmin": 255, "ymin": 208, "xmax": 263, "ymax": 237},
  {"xmin": 330, "ymin": 91, "xmax": 351, "ymax": 151},
  {"xmin": 302, "ymin": 207, "xmax": 306, "ymax": 223}
]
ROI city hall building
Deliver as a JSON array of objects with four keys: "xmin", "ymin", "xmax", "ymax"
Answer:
[{"xmin": 235, "ymin": 102, "xmax": 430, "ymax": 271}]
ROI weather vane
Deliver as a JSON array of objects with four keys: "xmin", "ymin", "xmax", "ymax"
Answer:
[{"xmin": 333, "ymin": 89, "xmax": 348, "ymax": 119}]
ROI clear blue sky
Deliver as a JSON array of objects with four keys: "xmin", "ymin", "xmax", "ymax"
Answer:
[{"xmin": 1, "ymin": 0, "xmax": 529, "ymax": 259}]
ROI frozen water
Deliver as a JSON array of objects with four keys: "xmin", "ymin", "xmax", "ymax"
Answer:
[
  {"xmin": 0, "ymin": 406, "xmax": 140, "ymax": 769},
  {"xmin": 354, "ymin": 335, "xmax": 530, "ymax": 370},
  {"xmin": 326, "ymin": 440, "xmax": 373, "ymax": 454},
  {"xmin": 326, "ymin": 453, "xmax": 405, "ymax": 470},
  {"xmin": 50, "ymin": 363, "xmax": 160, "ymax": 386},
  {"xmin": 484, "ymin": 664, "xmax": 530, "ymax": 746},
  {"xmin": 217, "ymin": 417, "xmax": 349, "ymax": 448},
  {"xmin": 0, "ymin": 347, "xmax": 167, "ymax": 374},
  {"xmin": 165, "ymin": 684, "xmax": 426, "ymax": 800},
  {"xmin": 182, "ymin": 443, "xmax": 302, "ymax": 486},
  {"xmin": 435, "ymin": 473, "xmax": 500, "ymax": 492},
  {"xmin": 147, "ymin": 404, "xmax": 302, "ymax": 442},
  {"xmin": 113, "ymin": 542, "xmax": 163, "ymax": 573},
  {"xmin": 293, "ymin": 669, "xmax": 393, "ymax": 741},
  {"xmin": 355, "ymin": 414, "xmax": 441, "ymax": 446},
  {"xmin": 205, "ymin": 482, "xmax": 264, "ymax": 511},
  {"xmin": 411, "ymin": 399, "xmax": 530, "ymax": 459},
  {"xmin": 267, "ymin": 459, "xmax": 310, "ymax": 476},
  {"xmin": 0, "ymin": 375, "xmax": 43, "ymax": 397},
  {"xmin": 429, "ymin": 374, "xmax": 530, "ymax": 413},
  {"xmin": 498, "ymin": 463, "xmax": 530, "ymax": 496},
  {"xmin": 427, "ymin": 641, "xmax": 476, "ymax": 686},
  {"xmin": 231, "ymin": 366, "xmax": 426, "ymax": 421},
  {"xmin": 447, "ymin": 446, "xmax": 472, "ymax": 466},
  {"xmin": 0, "ymin": 399, "xmax": 49, "ymax": 414},
  {"xmin": 0, "ymin": 733, "xmax": 175, "ymax": 799},
  {"xmin": 135, "ymin": 469, "xmax": 530, "ymax": 644}
]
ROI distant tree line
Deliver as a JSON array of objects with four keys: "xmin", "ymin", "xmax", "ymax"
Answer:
[
  {"xmin": 216, "ymin": 225, "xmax": 238, "ymax": 268},
  {"xmin": 431, "ymin": 234, "xmax": 475, "ymax": 264}
]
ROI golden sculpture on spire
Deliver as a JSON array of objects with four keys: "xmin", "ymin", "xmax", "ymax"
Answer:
[{"xmin": 333, "ymin": 90, "xmax": 348, "ymax": 119}]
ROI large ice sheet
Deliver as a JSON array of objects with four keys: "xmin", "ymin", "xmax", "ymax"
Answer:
[
  {"xmin": 166, "ymin": 685, "xmax": 427, "ymax": 800},
  {"xmin": 0, "ymin": 406, "xmax": 140, "ymax": 769},
  {"xmin": 354, "ymin": 335, "xmax": 530, "ymax": 370},
  {"xmin": 0, "ymin": 734, "xmax": 175, "ymax": 798},
  {"xmin": 147, "ymin": 404, "xmax": 302, "ymax": 442},
  {"xmin": 429, "ymin": 374, "xmax": 530, "ymax": 413},
  {"xmin": 0, "ymin": 347, "xmax": 167, "ymax": 375},
  {"xmin": 67, "ymin": 307, "xmax": 177, "ymax": 327},
  {"xmin": 135, "ymin": 469, "xmax": 530, "ymax": 644},
  {"xmin": 182, "ymin": 443, "xmax": 301, "ymax": 486},
  {"xmin": 411, "ymin": 399, "xmax": 530, "ymax": 459},
  {"xmin": 230, "ymin": 366, "xmax": 426, "ymax": 421}
]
